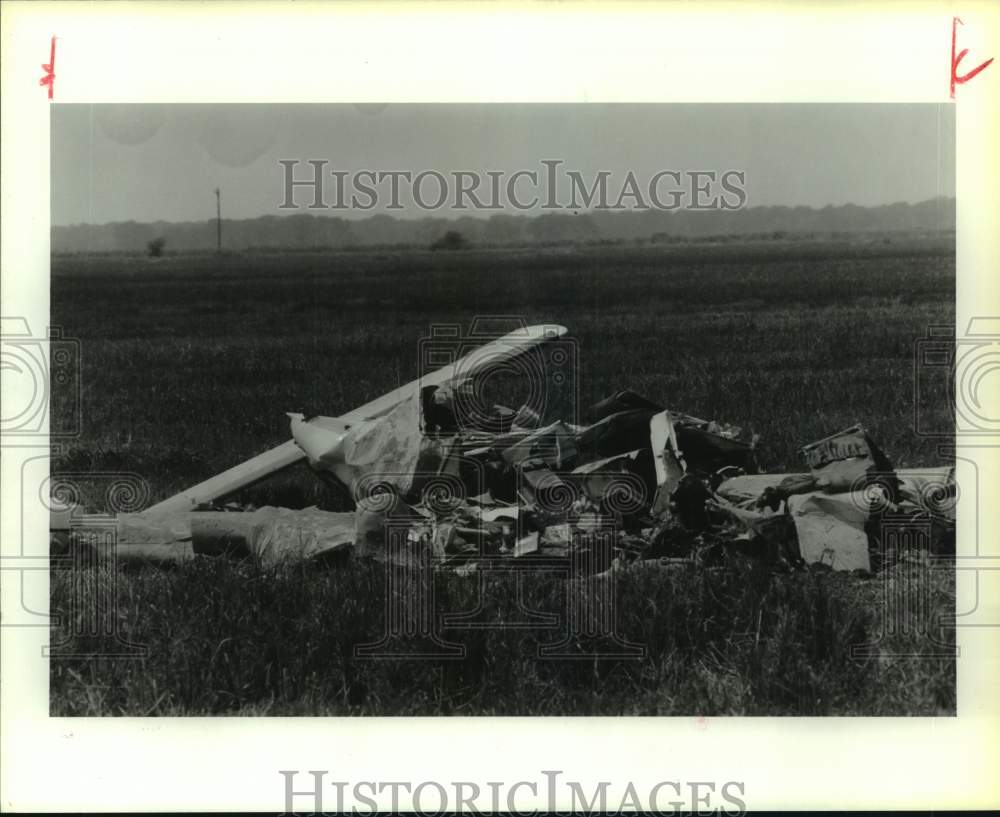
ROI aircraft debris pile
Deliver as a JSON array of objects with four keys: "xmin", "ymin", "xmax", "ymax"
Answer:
[
  {"xmin": 53, "ymin": 325, "xmax": 955, "ymax": 575},
  {"xmin": 61, "ymin": 389, "xmax": 954, "ymax": 577},
  {"xmin": 335, "ymin": 388, "xmax": 954, "ymax": 576}
]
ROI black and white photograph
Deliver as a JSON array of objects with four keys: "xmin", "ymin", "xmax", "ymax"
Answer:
[
  {"xmin": 2, "ymin": 3, "xmax": 998, "ymax": 814},
  {"xmin": 46, "ymin": 102, "xmax": 957, "ymax": 716}
]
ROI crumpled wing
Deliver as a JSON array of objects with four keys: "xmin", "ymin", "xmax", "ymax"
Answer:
[
  {"xmin": 341, "ymin": 323, "xmax": 568, "ymax": 424},
  {"xmin": 144, "ymin": 324, "xmax": 568, "ymax": 515}
]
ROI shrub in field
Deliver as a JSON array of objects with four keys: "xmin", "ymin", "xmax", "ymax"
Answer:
[
  {"xmin": 146, "ymin": 237, "xmax": 167, "ymax": 258},
  {"xmin": 430, "ymin": 230, "xmax": 470, "ymax": 251}
]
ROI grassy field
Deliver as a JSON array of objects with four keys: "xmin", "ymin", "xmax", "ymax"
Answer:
[{"xmin": 49, "ymin": 237, "xmax": 956, "ymax": 715}]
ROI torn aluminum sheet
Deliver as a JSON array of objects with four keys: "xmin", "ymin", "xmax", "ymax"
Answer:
[
  {"xmin": 501, "ymin": 420, "xmax": 578, "ymax": 470},
  {"xmin": 713, "ymin": 442, "xmax": 877, "ymax": 572},
  {"xmin": 112, "ymin": 512, "xmax": 196, "ymax": 563},
  {"xmin": 669, "ymin": 413, "xmax": 757, "ymax": 476},
  {"xmin": 291, "ymin": 388, "xmax": 424, "ymax": 499},
  {"xmin": 647, "ymin": 408, "xmax": 756, "ymax": 521},
  {"xmin": 714, "ymin": 475, "xmax": 938, "ymax": 573},
  {"xmin": 514, "ymin": 531, "xmax": 540, "ymax": 558},
  {"xmin": 715, "ymin": 473, "xmax": 806, "ymax": 505},
  {"xmin": 113, "ymin": 506, "xmax": 355, "ymax": 567},
  {"xmin": 570, "ymin": 448, "xmax": 647, "ymax": 505},
  {"xmin": 786, "ymin": 491, "xmax": 871, "ymax": 572},
  {"xmin": 203, "ymin": 507, "xmax": 354, "ymax": 567},
  {"xmin": 515, "ymin": 458, "xmax": 573, "ymax": 521},
  {"xmin": 800, "ymin": 424, "xmax": 896, "ymax": 495},
  {"xmin": 648, "ymin": 411, "xmax": 686, "ymax": 518},
  {"xmin": 716, "ymin": 472, "xmax": 820, "ymax": 512},
  {"xmin": 576, "ymin": 407, "xmax": 659, "ymax": 463}
]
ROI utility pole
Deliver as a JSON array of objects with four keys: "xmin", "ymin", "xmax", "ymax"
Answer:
[{"xmin": 215, "ymin": 187, "xmax": 222, "ymax": 253}]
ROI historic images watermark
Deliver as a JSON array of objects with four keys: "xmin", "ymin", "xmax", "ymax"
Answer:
[
  {"xmin": 911, "ymin": 317, "xmax": 1000, "ymax": 638},
  {"xmin": 278, "ymin": 160, "xmax": 748, "ymax": 213},
  {"xmin": 914, "ymin": 317, "xmax": 1000, "ymax": 438},
  {"xmin": 279, "ymin": 769, "xmax": 747, "ymax": 815},
  {"xmin": 1, "ymin": 317, "xmax": 81, "ymax": 438}
]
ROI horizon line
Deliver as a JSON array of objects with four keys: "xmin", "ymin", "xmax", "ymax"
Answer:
[{"xmin": 52, "ymin": 195, "xmax": 957, "ymax": 230}]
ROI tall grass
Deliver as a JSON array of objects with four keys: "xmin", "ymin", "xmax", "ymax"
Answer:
[{"xmin": 49, "ymin": 556, "xmax": 954, "ymax": 716}]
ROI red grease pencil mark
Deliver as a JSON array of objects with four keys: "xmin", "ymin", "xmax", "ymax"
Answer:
[
  {"xmin": 951, "ymin": 17, "xmax": 993, "ymax": 98},
  {"xmin": 39, "ymin": 36, "xmax": 56, "ymax": 99}
]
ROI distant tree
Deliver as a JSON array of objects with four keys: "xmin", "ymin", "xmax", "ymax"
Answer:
[
  {"xmin": 146, "ymin": 237, "xmax": 167, "ymax": 257},
  {"xmin": 430, "ymin": 230, "xmax": 469, "ymax": 251}
]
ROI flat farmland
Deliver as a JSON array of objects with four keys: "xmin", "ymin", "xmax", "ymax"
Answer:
[{"xmin": 49, "ymin": 237, "xmax": 956, "ymax": 715}]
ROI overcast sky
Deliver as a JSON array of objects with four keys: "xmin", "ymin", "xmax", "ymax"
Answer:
[{"xmin": 51, "ymin": 104, "xmax": 955, "ymax": 226}]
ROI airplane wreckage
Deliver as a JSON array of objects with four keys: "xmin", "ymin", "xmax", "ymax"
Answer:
[{"xmin": 53, "ymin": 325, "xmax": 955, "ymax": 575}]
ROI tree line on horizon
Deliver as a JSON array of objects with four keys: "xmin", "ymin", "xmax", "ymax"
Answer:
[{"xmin": 52, "ymin": 197, "xmax": 955, "ymax": 253}]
